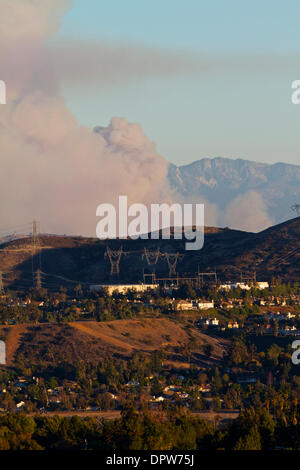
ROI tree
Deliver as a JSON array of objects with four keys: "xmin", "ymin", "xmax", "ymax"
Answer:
[
  {"xmin": 234, "ymin": 425, "xmax": 262, "ymax": 450},
  {"xmin": 230, "ymin": 340, "xmax": 248, "ymax": 365},
  {"xmin": 203, "ymin": 344, "xmax": 213, "ymax": 358},
  {"xmin": 74, "ymin": 284, "xmax": 83, "ymax": 298},
  {"xmin": 150, "ymin": 377, "xmax": 163, "ymax": 397}
]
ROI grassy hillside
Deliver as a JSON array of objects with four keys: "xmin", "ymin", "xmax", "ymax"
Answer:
[{"xmin": 0, "ymin": 318, "xmax": 228, "ymax": 370}]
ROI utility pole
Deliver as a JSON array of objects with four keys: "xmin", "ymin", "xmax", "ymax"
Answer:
[
  {"xmin": 32, "ymin": 219, "xmax": 42, "ymax": 285},
  {"xmin": 32, "ymin": 219, "xmax": 39, "ymax": 254}
]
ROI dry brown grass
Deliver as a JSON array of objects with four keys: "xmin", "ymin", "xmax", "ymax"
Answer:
[
  {"xmin": 70, "ymin": 318, "xmax": 227, "ymax": 360},
  {"xmin": 0, "ymin": 318, "xmax": 228, "ymax": 367},
  {"xmin": 0, "ymin": 324, "xmax": 35, "ymax": 365}
]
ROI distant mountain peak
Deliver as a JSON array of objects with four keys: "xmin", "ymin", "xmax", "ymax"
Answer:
[{"xmin": 168, "ymin": 156, "xmax": 300, "ymax": 227}]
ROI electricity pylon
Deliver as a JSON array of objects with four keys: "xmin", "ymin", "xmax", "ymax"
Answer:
[
  {"xmin": 31, "ymin": 220, "xmax": 42, "ymax": 285},
  {"xmin": 142, "ymin": 248, "xmax": 161, "ymax": 266},
  {"xmin": 104, "ymin": 246, "xmax": 127, "ymax": 275},
  {"xmin": 291, "ymin": 204, "xmax": 300, "ymax": 216},
  {"xmin": 161, "ymin": 253, "xmax": 184, "ymax": 277}
]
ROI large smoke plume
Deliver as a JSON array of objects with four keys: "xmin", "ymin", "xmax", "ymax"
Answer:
[
  {"xmin": 0, "ymin": 0, "xmax": 272, "ymax": 235},
  {"xmin": 0, "ymin": 0, "xmax": 173, "ymax": 235}
]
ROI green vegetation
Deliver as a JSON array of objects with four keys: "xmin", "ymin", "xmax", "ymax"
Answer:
[{"xmin": 1, "ymin": 405, "xmax": 300, "ymax": 450}]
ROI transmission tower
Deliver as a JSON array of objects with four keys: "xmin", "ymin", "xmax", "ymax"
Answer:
[
  {"xmin": 291, "ymin": 204, "xmax": 300, "ymax": 216},
  {"xmin": 142, "ymin": 248, "xmax": 161, "ymax": 266},
  {"xmin": 104, "ymin": 246, "xmax": 127, "ymax": 275},
  {"xmin": 31, "ymin": 219, "xmax": 42, "ymax": 285},
  {"xmin": 161, "ymin": 253, "xmax": 184, "ymax": 277},
  {"xmin": 32, "ymin": 220, "xmax": 40, "ymax": 253}
]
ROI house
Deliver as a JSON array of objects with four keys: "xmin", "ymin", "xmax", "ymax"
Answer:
[
  {"xmin": 228, "ymin": 321, "xmax": 239, "ymax": 329},
  {"xmin": 199, "ymin": 384, "xmax": 211, "ymax": 393},
  {"xmin": 196, "ymin": 300, "xmax": 214, "ymax": 310},
  {"xmin": 163, "ymin": 385, "xmax": 179, "ymax": 393},
  {"xmin": 284, "ymin": 312, "xmax": 296, "ymax": 319},
  {"xmin": 125, "ymin": 380, "xmax": 139, "ymax": 387},
  {"xmin": 281, "ymin": 325, "xmax": 298, "ymax": 336},
  {"xmin": 16, "ymin": 401, "xmax": 25, "ymax": 409},
  {"xmin": 152, "ymin": 396, "xmax": 165, "ymax": 402},
  {"xmin": 268, "ymin": 311, "xmax": 296, "ymax": 321},
  {"xmin": 220, "ymin": 301, "xmax": 234, "ymax": 310},
  {"xmin": 174, "ymin": 300, "xmax": 194, "ymax": 311},
  {"xmin": 256, "ymin": 282, "xmax": 269, "ymax": 289},
  {"xmin": 199, "ymin": 317, "xmax": 219, "ymax": 327}
]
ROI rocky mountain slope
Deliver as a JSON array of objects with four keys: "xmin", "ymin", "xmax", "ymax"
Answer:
[{"xmin": 168, "ymin": 157, "xmax": 300, "ymax": 225}]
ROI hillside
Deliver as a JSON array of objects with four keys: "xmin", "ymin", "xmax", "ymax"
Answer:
[
  {"xmin": 0, "ymin": 217, "xmax": 299, "ymax": 288},
  {"xmin": 0, "ymin": 318, "xmax": 228, "ymax": 369}
]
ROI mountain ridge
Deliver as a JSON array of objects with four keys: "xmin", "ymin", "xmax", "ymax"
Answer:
[
  {"xmin": 168, "ymin": 156, "xmax": 300, "ymax": 225},
  {"xmin": 0, "ymin": 217, "xmax": 299, "ymax": 288}
]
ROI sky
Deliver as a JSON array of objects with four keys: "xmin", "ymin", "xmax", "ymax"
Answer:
[{"xmin": 53, "ymin": 0, "xmax": 300, "ymax": 167}]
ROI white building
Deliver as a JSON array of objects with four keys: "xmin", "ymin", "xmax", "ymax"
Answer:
[
  {"xmin": 175, "ymin": 300, "xmax": 194, "ymax": 311},
  {"xmin": 90, "ymin": 284, "xmax": 158, "ymax": 295},
  {"xmin": 197, "ymin": 300, "xmax": 214, "ymax": 310},
  {"xmin": 256, "ymin": 282, "xmax": 269, "ymax": 289},
  {"xmin": 219, "ymin": 281, "xmax": 269, "ymax": 291}
]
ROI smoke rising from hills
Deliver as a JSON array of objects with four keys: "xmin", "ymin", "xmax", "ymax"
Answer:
[
  {"xmin": 0, "ymin": 0, "xmax": 273, "ymax": 235},
  {"xmin": 0, "ymin": 0, "xmax": 172, "ymax": 235}
]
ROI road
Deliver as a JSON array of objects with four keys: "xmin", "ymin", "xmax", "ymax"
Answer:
[{"xmin": 26, "ymin": 409, "xmax": 240, "ymax": 424}]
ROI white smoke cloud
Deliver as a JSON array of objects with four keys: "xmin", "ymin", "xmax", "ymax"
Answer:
[
  {"xmin": 222, "ymin": 190, "xmax": 272, "ymax": 232},
  {"xmin": 0, "ymin": 0, "xmax": 172, "ymax": 236},
  {"xmin": 0, "ymin": 0, "xmax": 273, "ymax": 237}
]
